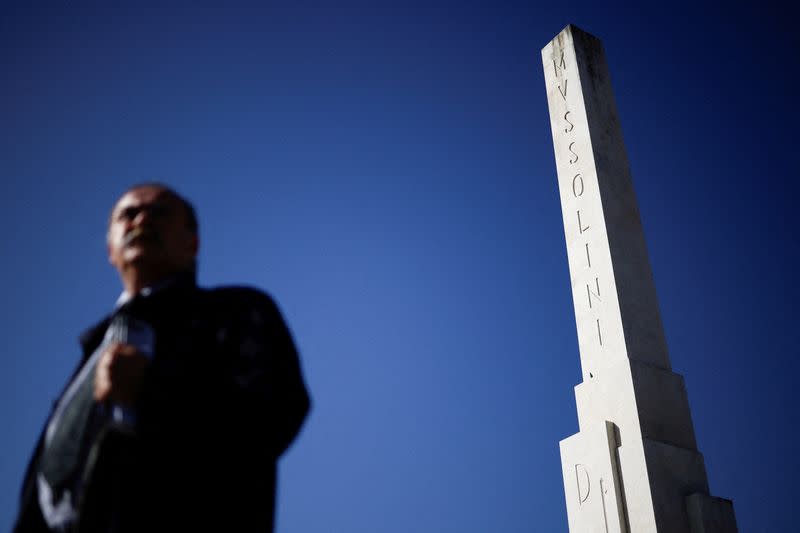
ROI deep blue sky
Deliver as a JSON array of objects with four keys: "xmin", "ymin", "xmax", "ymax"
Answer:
[{"xmin": 1, "ymin": 2, "xmax": 796, "ymax": 532}]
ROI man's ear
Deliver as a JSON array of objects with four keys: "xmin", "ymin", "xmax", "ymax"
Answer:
[{"xmin": 181, "ymin": 234, "xmax": 199, "ymax": 267}]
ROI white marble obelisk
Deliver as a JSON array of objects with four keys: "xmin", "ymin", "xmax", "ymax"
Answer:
[{"xmin": 542, "ymin": 26, "xmax": 737, "ymax": 532}]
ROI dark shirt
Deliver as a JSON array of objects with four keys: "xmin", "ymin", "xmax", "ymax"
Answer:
[{"xmin": 14, "ymin": 273, "xmax": 311, "ymax": 532}]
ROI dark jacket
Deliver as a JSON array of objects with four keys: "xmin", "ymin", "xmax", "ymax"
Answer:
[{"xmin": 14, "ymin": 275, "xmax": 310, "ymax": 532}]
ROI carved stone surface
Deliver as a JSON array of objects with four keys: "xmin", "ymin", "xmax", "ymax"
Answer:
[
  {"xmin": 542, "ymin": 25, "xmax": 737, "ymax": 532},
  {"xmin": 560, "ymin": 421, "xmax": 627, "ymax": 533}
]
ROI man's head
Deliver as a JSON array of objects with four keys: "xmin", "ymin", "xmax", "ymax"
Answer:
[{"xmin": 107, "ymin": 183, "xmax": 199, "ymax": 292}]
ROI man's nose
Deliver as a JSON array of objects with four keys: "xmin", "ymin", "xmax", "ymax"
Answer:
[
  {"xmin": 131, "ymin": 211, "xmax": 148, "ymax": 227},
  {"xmin": 132, "ymin": 205, "xmax": 158, "ymax": 226}
]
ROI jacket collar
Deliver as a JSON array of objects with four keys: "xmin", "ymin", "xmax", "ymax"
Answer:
[
  {"xmin": 115, "ymin": 270, "xmax": 197, "ymax": 308},
  {"xmin": 78, "ymin": 270, "xmax": 197, "ymax": 357}
]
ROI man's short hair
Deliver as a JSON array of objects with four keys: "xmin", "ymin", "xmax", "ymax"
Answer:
[{"xmin": 109, "ymin": 182, "xmax": 198, "ymax": 235}]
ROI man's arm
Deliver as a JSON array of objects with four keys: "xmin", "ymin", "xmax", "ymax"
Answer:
[{"xmin": 214, "ymin": 288, "xmax": 311, "ymax": 458}]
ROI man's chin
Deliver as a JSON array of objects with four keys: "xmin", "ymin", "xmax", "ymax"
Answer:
[{"xmin": 121, "ymin": 247, "xmax": 161, "ymax": 269}]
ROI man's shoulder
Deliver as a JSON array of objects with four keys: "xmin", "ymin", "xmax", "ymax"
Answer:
[
  {"xmin": 194, "ymin": 286, "xmax": 292, "ymax": 346},
  {"xmin": 198, "ymin": 285, "xmax": 281, "ymax": 316}
]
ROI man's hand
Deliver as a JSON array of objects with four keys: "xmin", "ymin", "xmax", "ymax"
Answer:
[{"xmin": 94, "ymin": 342, "xmax": 151, "ymax": 406}]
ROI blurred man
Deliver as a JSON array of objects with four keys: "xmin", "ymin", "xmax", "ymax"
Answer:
[{"xmin": 14, "ymin": 184, "xmax": 310, "ymax": 532}]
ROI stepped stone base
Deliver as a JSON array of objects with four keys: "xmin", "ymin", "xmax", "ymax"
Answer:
[{"xmin": 686, "ymin": 493, "xmax": 738, "ymax": 533}]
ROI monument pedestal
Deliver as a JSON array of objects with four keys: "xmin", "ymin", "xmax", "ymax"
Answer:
[{"xmin": 560, "ymin": 357, "xmax": 728, "ymax": 532}]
